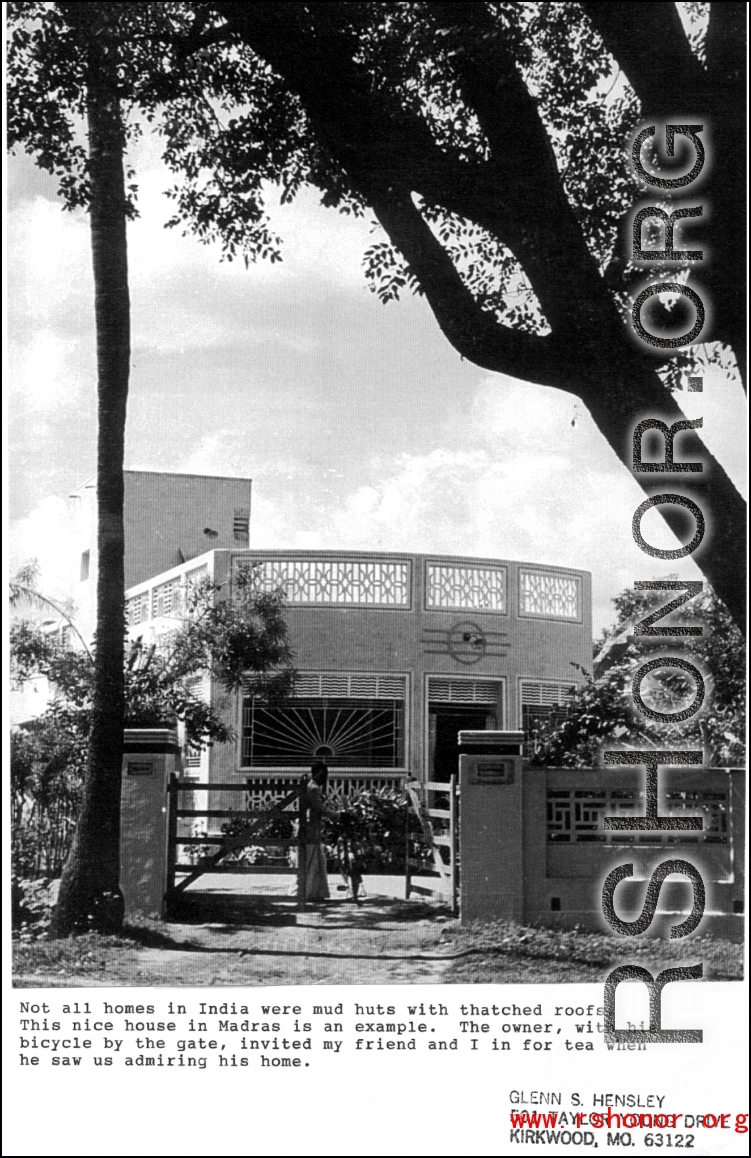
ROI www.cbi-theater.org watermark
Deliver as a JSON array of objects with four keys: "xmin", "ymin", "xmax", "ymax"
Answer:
[{"xmin": 602, "ymin": 122, "xmax": 721, "ymax": 1045}]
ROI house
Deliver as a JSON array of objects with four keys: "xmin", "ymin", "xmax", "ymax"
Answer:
[{"xmin": 125, "ymin": 546, "xmax": 591, "ymax": 795}]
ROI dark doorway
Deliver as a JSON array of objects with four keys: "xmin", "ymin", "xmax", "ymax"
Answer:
[{"xmin": 428, "ymin": 705, "xmax": 495, "ymax": 782}]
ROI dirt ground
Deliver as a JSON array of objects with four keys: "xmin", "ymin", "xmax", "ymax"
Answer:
[
  {"xmin": 13, "ymin": 873, "xmax": 743, "ymax": 988},
  {"xmin": 14, "ymin": 874, "xmax": 458, "ymax": 987},
  {"xmin": 14, "ymin": 900, "xmax": 456, "ymax": 987}
]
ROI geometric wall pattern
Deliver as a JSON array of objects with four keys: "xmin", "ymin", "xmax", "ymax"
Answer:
[
  {"xmin": 547, "ymin": 788, "xmax": 728, "ymax": 844},
  {"xmin": 519, "ymin": 570, "xmax": 580, "ymax": 619},
  {"xmin": 247, "ymin": 557, "xmax": 411, "ymax": 606},
  {"xmin": 426, "ymin": 563, "xmax": 506, "ymax": 611}
]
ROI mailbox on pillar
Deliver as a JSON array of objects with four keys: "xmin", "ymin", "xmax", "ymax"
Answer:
[
  {"xmin": 459, "ymin": 731, "xmax": 525, "ymax": 923},
  {"xmin": 120, "ymin": 728, "xmax": 181, "ymax": 920}
]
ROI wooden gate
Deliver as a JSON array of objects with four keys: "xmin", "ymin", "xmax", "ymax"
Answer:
[
  {"xmin": 165, "ymin": 775, "xmax": 309, "ymax": 915},
  {"xmin": 404, "ymin": 776, "xmax": 459, "ymax": 914}
]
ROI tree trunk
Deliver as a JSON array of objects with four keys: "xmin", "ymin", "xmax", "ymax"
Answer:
[{"xmin": 52, "ymin": 19, "xmax": 129, "ymax": 936}]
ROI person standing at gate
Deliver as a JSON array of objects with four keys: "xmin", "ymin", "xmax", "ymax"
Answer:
[{"xmin": 303, "ymin": 761, "xmax": 331, "ymax": 902}]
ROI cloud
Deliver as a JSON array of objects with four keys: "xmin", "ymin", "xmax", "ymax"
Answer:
[{"xmin": 8, "ymin": 497, "xmax": 77, "ymax": 605}]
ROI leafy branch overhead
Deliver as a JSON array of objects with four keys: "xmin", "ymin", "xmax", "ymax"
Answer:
[{"xmin": 7, "ymin": 3, "xmax": 746, "ymax": 626}]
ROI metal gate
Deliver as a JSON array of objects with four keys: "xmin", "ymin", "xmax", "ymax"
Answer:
[
  {"xmin": 404, "ymin": 775, "xmax": 459, "ymax": 914},
  {"xmin": 165, "ymin": 774, "xmax": 309, "ymax": 916}
]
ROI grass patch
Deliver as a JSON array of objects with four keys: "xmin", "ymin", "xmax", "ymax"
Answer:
[
  {"xmin": 12, "ymin": 904, "xmax": 743, "ymax": 988},
  {"xmin": 13, "ymin": 929, "xmax": 146, "ymax": 980},
  {"xmin": 440, "ymin": 919, "xmax": 743, "ymax": 984}
]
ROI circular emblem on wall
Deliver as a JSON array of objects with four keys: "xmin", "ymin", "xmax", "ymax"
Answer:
[{"xmin": 447, "ymin": 621, "xmax": 488, "ymax": 665}]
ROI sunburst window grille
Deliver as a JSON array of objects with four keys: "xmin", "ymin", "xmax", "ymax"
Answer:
[{"xmin": 241, "ymin": 697, "xmax": 404, "ymax": 768}]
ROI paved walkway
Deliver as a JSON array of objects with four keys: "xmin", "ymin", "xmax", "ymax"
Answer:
[{"xmin": 179, "ymin": 871, "xmax": 440, "ymax": 901}]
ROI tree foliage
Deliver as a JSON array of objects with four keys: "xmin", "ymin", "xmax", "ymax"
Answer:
[
  {"xmin": 12, "ymin": 565, "xmax": 296, "ymax": 746},
  {"xmin": 132, "ymin": 0, "xmax": 745, "ymax": 626},
  {"xmin": 7, "ymin": 0, "xmax": 271, "ymax": 934},
  {"xmin": 11, "ymin": 564, "xmax": 297, "ymax": 892},
  {"xmin": 7, "ymin": 2, "xmax": 746, "ymax": 930},
  {"xmin": 529, "ymin": 582, "xmax": 745, "ymax": 767}
]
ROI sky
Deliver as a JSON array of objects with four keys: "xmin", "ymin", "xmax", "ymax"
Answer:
[{"xmin": 7, "ymin": 133, "xmax": 747, "ymax": 634}]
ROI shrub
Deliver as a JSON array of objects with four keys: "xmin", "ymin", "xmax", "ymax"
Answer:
[
  {"xmin": 215, "ymin": 786, "xmax": 433, "ymax": 874},
  {"xmin": 324, "ymin": 787, "xmax": 430, "ymax": 875},
  {"xmin": 219, "ymin": 810, "xmax": 295, "ymax": 866},
  {"xmin": 12, "ymin": 877, "xmax": 55, "ymax": 939}
]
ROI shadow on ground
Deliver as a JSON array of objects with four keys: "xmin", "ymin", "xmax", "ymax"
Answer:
[{"xmin": 13, "ymin": 890, "xmax": 743, "ymax": 988}]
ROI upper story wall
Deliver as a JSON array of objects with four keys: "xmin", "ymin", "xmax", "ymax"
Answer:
[
  {"xmin": 126, "ymin": 548, "xmax": 591, "ymax": 712},
  {"xmin": 122, "ymin": 473, "xmax": 251, "ymax": 589},
  {"xmin": 221, "ymin": 550, "xmax": 592, "ymax": 685},
  {"xmin": 69, "ymin": 472, "xmax": 251, "ymax": 639}
]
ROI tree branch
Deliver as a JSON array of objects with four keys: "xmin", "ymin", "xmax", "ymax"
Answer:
[
  {"xmin": 210, "ymin": 2, "xmax": 747, "ymax": 624},
  {"xmin": 580, "ymin": 2, "xmax": 708, "ymax": 115},
  {"xmin": 365, "ymin": 179, "xmax": 562, "ymax": 385},
  {"xmin": 429, "ymin": 3, "xmax": 622, "ymax": 339},
  {"xmin": 704, "ymin": 2, "xmax": 747, "ymax": 97}
]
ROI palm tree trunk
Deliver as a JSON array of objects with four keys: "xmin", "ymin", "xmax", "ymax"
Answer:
[{"xmin": 52, "ymin": 16, "xmax": 129, "ymax": 935}]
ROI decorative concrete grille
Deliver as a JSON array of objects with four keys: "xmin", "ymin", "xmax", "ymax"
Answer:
[
  {"xmin": 184, "ymin": 676, "xmax": 208, "ymax": 770},
  {"xmin": 126, "ymin": 591, "xmax": 150, "ymax": 626},
  {"xmin": 245, "ymin": 557, "xmax": 410, "ymax": 606},
  {"xmin": 244, "ymin": 775, "xmax": 406, "ymax": 809},
  {"xmin": 519, "ymin": 570, "xmax": 580, "ymax": 619},
  {"xmin": 429, "ymin": 678, "xmax": 500, "ymax": 703},
  {"xmin": 289, "ymin": 673, "xmax": 406, "ymax": 699},
  {"xmin": 522, "ymin": 682, "xmax": 576, "ymax": 755},
  {"xmin": 152, "ymin": 576, "xmax": 182, "ymax": 619},
  {"xmin": 547, "ymin": 788, "xmax": 728, "ymax": 844},
  {"xmin": 664, "ymin": 790, "xmax": 728, "ymax": 842},
  {"xmin": 185, "ymin": 565, "xmax": 208, "ymax": 585},
  {"xmin": 426, "ymin": 563, "xmax": 506, "ymax": 611},
  {"xmin": 521, "ymin": 681, "xmax": 576, "ymax": 707}
]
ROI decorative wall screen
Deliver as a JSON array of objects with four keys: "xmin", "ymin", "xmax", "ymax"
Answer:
[
  {"xmin": 519, "ymin": 571, "xmax": 580, "ymax": 619},
  {"xmin": 426, "ymin": 563, "xmax": 506, "ymax": 611},
  {"xmin": 244, "ymin": 557, "xmax": 410, "ymax": 606},
  {"xmin": 185, "ymin": 564, "xmax": 208, "ymax": 586},
  {"xmin": 242, "ymin": 674, "xmax": 406, "ymax": 768},
  {"xmin": 547, "ymin": 788, "xmax": 728, "ymax": 844},
  {"xmin": 183, "ymin": 675, "xmax": 208, "ymax": 768},
  {"xmin": 521, "ymin": 680, "xmax": 577, "ymax": 708},
  {"xmin": 428, "ymin": 678, "xmax": 501, "ymax": 703},
  {"xmin": 290, "ymin": 673, "xmax": 406, "ymax": 699},
  {"xmin": 521, "ymin": 681, "xmax": 577, "ymax": 754},
  {"xmin": 244, "ymin": 775, "xmax": 406, "ymax": 808},
  {"xmin": 127, "ymin": 565, "xmax": 208, "ymax": 627},
  {"xmin": 152, "ymin": 576, "xmax": 182, "ymax": 619},
  {"xmin": 126, "ymin": 591, "xmax": 150, "ymax": 626}
]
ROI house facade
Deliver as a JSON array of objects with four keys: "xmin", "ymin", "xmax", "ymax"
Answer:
[{"xmin": 125, "ymin": 547, "xmax": 592, "ymax": 795}]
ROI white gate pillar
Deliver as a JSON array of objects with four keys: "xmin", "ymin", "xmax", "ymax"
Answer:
[
  {"xmin": 120, "ymin": 728, "xmax": 181, "ymax": 920},
  {"xmin": 458, "ymin": 731, "xmax": 525, "ymax": 923}
]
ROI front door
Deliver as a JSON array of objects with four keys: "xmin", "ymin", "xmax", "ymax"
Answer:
[{"xmin": 428, "ymin": 705, "xmax": 495, "ymax": 782}]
